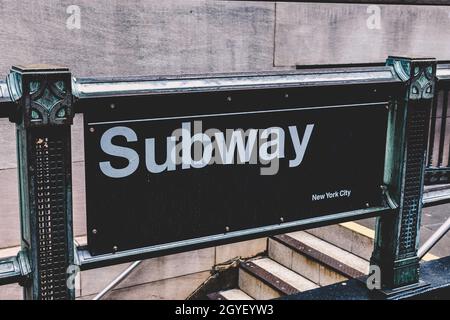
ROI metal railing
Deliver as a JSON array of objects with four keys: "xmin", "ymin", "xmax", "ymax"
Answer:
[{"xmin": 0, "ymin": 57, "xmax": 447, "ymax": 299}]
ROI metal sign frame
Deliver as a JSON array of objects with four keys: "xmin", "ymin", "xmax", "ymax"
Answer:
[{"xmin": 82, "ymin": 81, "xmax": 392, "ymax": 257}]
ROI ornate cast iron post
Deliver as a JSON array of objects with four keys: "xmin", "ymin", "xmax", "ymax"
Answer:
[
  {"xmin": 371, "ymin": 57, "xmax": 436, "ymax": 293},
  {"xmin": 7, "ymin": 65, "xmax": 75, "ymax": 300}
]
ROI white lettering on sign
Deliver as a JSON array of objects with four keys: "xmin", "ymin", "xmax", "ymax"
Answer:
[
  {"xmin": 312, "ymin": 189, "xmax": 352, "ymax": 201},
  {"xmin": 99, "ymin": 126, "xmax": 140, "ymax": 178},
  {"xmin": 98, "ymin": 122, "xmax": 314, "ymax": 178}
]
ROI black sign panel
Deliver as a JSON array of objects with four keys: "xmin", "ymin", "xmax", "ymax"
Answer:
[{"xmin": 84, "ymin": 91, "xmax": 388, "ymax": 255}]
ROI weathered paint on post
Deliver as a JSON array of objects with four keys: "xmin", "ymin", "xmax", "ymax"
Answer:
[
  {"xmin": 371, "ymin": 56, "xmax": 437, "ymax": 290},
  {"xmin": 7, "ymin": 65, "xmax": 75, "ymax": 299}
]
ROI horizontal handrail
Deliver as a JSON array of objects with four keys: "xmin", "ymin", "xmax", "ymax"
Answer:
[
  {"xmin": 0, "ymin": 62, "xmax": 449, "ymax": 112},
  {"xmin": 72, "ymin": 66, "xmax": 399, "ymax": 99},
  {"xmin": 0, "ymin": 62, "xmax": 449, "ymax": 118},
  {"xmin": 437, "ymin": 63, "xmax": 450, "ymax": 80},
  {"xmin": 0, "ymin": 64, "xmax": 402, "ymax": 118}
]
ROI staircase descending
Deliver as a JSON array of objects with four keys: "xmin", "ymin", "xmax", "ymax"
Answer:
[{"xmin": 207, "ymin": 223, "xmax": 375, "ymax": 300}]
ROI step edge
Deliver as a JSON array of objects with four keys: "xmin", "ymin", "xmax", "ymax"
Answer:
[
  {"xmin": 288, "ymin": 231, "xmax": 370, "ymax": 271},
  {"xmin": 240, "ymin": 261, "xmax": 299, "ymax": 296},
  {"xmin": 272, "ymin": 234, "xmax": 365, "ymax": 279},
  {"xmin": 219, "ymin": 288, "xmax": 254, "ymax": 300}
]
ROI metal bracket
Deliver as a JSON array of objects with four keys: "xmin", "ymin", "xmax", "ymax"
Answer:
[{"xmin": 0, "ymin": 256, "xmax": 21, "ymax": 286}]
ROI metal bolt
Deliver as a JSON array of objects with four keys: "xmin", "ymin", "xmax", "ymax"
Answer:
[
  {"xmin": 227, "ymin": 96, "xmax": 232, "ymax": 102},
  {"xmin": 373, "ymin": 89, "xmax": 377, "ymax": 93},
  {"xmin": 284, "ymin": 93, "xmax": 289, "ymax": 98},
  {"xmin": 89, "ymin": 127, "xmax": 95, "ymax": 133},
  {"xmin": 280, "ymin": 217, "xmax": 284, "ymax": 223},
  {"xmin": 366, "ymin": 203, "xmax": 370, "ymax": 208},
  {"xmin": 112, "ymin": 245, "xmax": 118, "ymax": 252},
  {"xmin": 225, "ymin": 226, "xmax": 230, "ymax": 232},
  {"xmin": 92, "ymin": 229, "xmax": 97, "ymax": 235},
  {"xmin": 110, "ymin": 103, "xmax": 115, "ymax": 109}
]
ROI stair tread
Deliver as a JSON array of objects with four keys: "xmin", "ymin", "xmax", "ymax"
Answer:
[
  {"xmin": 251, "ymin": 258, "xmax": 318, "ymax": 292},
  {"xmin": 219, "ymin": 289, "xmax": 254, "ymax": 300},
  {"xmin": 286, "ymin": 231, "xmax": 369, "ymax": 274}
]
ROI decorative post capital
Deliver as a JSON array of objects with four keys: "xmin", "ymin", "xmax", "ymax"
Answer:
[
  {"xmin": 6, "ymin": 64, "xmax": 74, "ymax": 127},
  {"xmin": 387, "ymin": 56, "xmax": 437, "ymax": 100},
  {"xmin": 372, "ymin": 56, "xmax": 437, "ymax": 293}
]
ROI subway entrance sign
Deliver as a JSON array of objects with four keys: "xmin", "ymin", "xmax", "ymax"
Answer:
[{"xmin": 83, "ymin": 73, "xmax": 396, "ymax": 256}]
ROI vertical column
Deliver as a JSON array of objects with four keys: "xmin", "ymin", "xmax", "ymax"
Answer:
[
  {"xmin": 371, "ymin": 57, "xmax": 436, "ymax": 292},
  {"xmin": 7, "ymin": 65, "xmax": 75, "ymax": 300}
]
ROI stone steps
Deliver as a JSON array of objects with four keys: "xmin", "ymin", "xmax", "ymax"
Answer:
[
  {"xmin": 206, "ymin": 217, "xmax": 442, "ymax": 300},
  {"xmin": 238, "ymin": 257, "xmax": 319, "ymax": 300},
  {"xmin": 208, "ymin": 228, "xmax": 371, "ymax": 300}
]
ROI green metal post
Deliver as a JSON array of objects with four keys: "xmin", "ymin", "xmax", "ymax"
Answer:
[
  {"xmin": 7, "ymin": 65, "xmax": 75, "ymax": 300},
  {"xmin": 371, "ymin": 57, "xmax": 436, "ymax": 292}
]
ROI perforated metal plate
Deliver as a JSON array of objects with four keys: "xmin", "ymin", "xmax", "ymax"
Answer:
[
  {"xmin": 399, "ymin": 105, "xmax": 431, "ymax": 257},
  {"xmin": 31, "ymin": 129, "xmax": 71, "ymax": 300}
]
